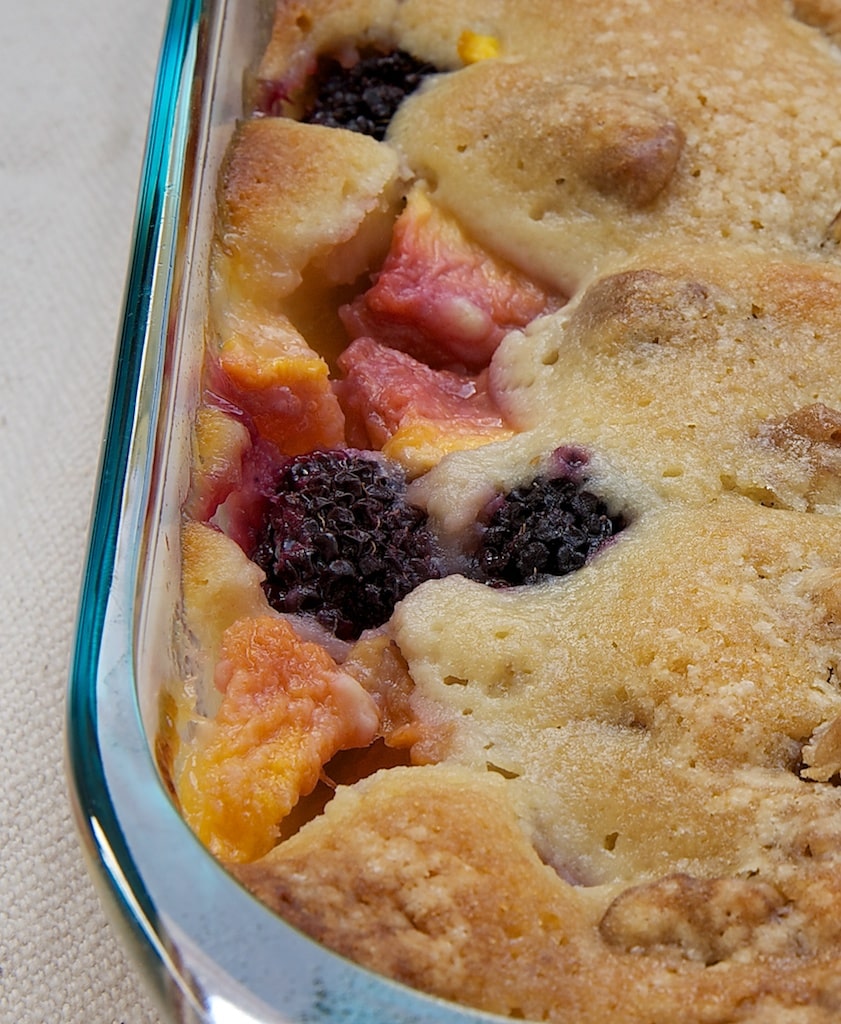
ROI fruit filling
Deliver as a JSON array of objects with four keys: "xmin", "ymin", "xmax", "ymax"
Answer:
[
  {"xmin": 335, "ymin": 336, "xmax": 512, "ymax": 474},
  {"xmin": 302, "ymin": 49, "xmax": 439, "ymax": 140},
  {"xmin": 246, "ymin": 443, "xmax": 627, "ymax": 653},
  {"xmin": 250, "ymin": 449, "xmax": 443, "ymax": 641},
  {"xmin": 177, "ymin": 32, "xmax": 630, "ymax": 868},
  {"xmin": 469, "ymin": 453, "xmax": 627, "ymax": 586},
  {"xmin": 341, "ymin": 187, "xmax": 562, "ymax": 371}
]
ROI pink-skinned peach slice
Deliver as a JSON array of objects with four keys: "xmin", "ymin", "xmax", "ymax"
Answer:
[
  {"xmin": 209, "ymin": 437, "xmax": 284, "ymax": 558},
  {"xmin": 340, "ymin": 186, "xmax": 561, "ymax": 371},
  {"xmin": 208, "ymin": 303, "xmax": 345, "ymax": 456},
  {"xmin": 336, "ymin": 335, "xmax": 512, "ymax": 474},
  {"xmin": 175, "ymin": 615, "xmax": 379, "ymax": 863}
]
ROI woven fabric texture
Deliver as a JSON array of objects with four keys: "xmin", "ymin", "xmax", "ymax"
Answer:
[{"xmin": 1, "ymin": 1, "xmax": 169, "ymax": 1021}]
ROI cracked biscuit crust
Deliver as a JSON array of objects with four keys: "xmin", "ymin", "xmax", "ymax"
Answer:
[
  {"xmin": 234, "ymin": 765, "xmax": 841, "ymax": 1024},
  {"xmin": 187, "ymin": 0, "xmax": 841, "ymax": 1020}
]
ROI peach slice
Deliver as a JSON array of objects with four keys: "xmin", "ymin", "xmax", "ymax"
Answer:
[
  {"xmin": 337, "ymin": 335, "xmax": 512, "ymax": 475},
  {"xmin": 341, "ymin": 186, "xmax": 560, "ymax": 371},
  {"xmin": 176, "ymin": 615, "xmax": 379, "ymax": 863},
  {"xmin": 210, "ymin": 303, "xmax": 345, "ymax": 456},
  {"xmin": 212, "ymin": 117, "xmax": 404, "ymax": 309}
]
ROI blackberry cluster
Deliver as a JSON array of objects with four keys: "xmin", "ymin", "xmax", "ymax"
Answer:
[
  {"xmin": 470, "ymin": 475, "xmax": 626, "ymax": 587},
  {"xmin": 251, "ymin": 450, "xmax": 441, "ymax": 640},
  {"xmin": 303, "ymin": 50, "xmax": 438, "ymax": 140}
]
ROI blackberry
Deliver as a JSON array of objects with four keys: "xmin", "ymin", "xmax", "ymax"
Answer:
[
  {"xmin": 303, "ymin": 50, "xmax": 438, "ymax": 140},
  {"xmin": 251, "ymin": 450, "xmax": 441, "ymax": 640},
  {"xmin": 470, "ymin": 474, "xmax": 626, "ymax": 587}
]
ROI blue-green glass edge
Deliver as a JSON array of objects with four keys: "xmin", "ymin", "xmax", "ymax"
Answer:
[{"xmin": 65, "ymin": 0, "xmax": 203, "ymax": 1014}]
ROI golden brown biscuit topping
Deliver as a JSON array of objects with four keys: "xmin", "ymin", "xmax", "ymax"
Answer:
[{"xmin": 166, "ymin": 1, "xmax": 841, "ymax": 1020}]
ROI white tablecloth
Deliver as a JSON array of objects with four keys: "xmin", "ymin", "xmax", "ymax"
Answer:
[{"xmin": 1, "ymin": 1, "xmax": 169, "ymax": 1021}]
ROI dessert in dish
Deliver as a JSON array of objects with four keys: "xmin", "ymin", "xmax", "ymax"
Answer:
[{"xmin": 159, "ymin": 0, "xmax": 841, "ymax": 1020}]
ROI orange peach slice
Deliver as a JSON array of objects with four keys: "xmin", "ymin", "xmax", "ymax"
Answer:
[
  {"xmin": 212, "ymin": 304, "xmax": 345, "ymax": 455},
  {"xmin": 176, "ymin": 615, "xmax": 379, "ymax": 863}
]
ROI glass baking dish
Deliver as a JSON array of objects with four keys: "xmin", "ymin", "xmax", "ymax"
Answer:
[{"xmin": 64, "ymin": 1, "xmax": 496, "ymax": 1020}]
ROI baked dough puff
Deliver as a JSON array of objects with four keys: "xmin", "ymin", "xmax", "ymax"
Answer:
[
  {"xmin": 393, "ymin": 494, "xmax": 841, "ymax": 877},
  {"xmin": 233, "ymin": 764, "xmax": 841, "ymax": 1024},
  {"xmin": 489, "ymin": 245, "xmax": 841, "ymax": 506},
  {"xmin": 398, "ymin": 243, "xmax": 841, "ymax": 894},
  {"xmin": 211, "ymin": 117, "xmax": 405, "ymax": 320},
  {"xmin": 389, "ymin": 1, "xmax": 841, "ymax": 292}
]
